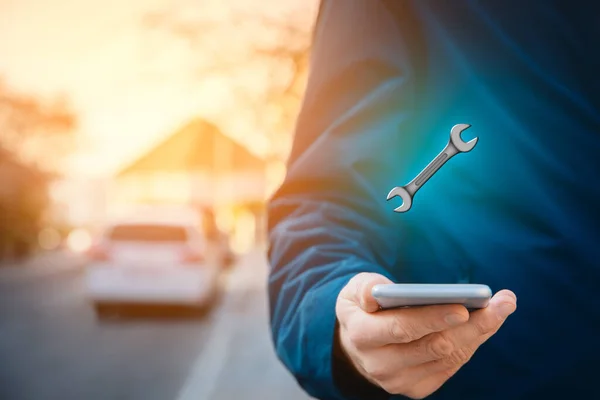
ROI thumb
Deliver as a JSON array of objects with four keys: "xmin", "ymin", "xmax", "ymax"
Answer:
[{"xmin": 342, "ymin": 272, "xmax": 394, "ymax": 313}]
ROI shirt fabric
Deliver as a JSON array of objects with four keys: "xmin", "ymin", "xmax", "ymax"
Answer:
[{"xmin": 268, "ymin": 1, "xmax": 600, "ymax": 399}]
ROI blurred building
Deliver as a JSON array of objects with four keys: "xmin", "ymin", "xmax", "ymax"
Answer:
[{"xmin": 108, "ymin": 118, "xmax": 268, "ymax": 252}]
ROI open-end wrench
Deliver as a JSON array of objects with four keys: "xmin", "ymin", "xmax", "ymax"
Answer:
[{"xmin": 386, "ymin": 123, "xmax": 478, "ymax": 213}]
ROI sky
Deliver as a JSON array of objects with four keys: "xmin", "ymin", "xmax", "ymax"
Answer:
[{"xmin": 0, "ymin": 0, "xmax": 318, "ymax": 177}]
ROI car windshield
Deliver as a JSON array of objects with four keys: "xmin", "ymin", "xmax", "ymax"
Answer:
[{"xmin": 108, "ymin": 224, "xmax": 188, "ymax": 242}]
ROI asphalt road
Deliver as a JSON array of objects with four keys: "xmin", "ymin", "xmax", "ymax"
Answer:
[{"xmin": 0, "ymin": 250, "xmax": 310, "ymax": 400}]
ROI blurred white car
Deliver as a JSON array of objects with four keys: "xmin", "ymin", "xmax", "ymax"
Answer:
[{"xmin": 84, "ymin": 218, "xmax": 221, "ymax": 316}]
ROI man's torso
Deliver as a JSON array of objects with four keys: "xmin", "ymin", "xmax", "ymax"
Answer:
[{"xmin": 389, "ymin": 1, "xmax": 599, "ymax": 398}]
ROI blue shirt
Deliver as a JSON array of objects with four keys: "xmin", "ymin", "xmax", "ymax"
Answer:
[{"xmin": 268, "ymin": 1, "xmax": 600, "ymax": 399}]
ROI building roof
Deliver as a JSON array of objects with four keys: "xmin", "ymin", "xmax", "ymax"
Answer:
[{"xmin": 117, "ymin": 118, "xmax": 265, "ymax": 177}]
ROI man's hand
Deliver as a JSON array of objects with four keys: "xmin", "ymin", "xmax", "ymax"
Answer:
[{"xmin": 335, "ymin": 273, "xmax": 517, "ymax": 399}]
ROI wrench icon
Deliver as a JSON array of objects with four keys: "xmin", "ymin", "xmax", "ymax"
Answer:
[{"xmin": 387, "ymin": 124, "xmax": 478, "ymax": 213}]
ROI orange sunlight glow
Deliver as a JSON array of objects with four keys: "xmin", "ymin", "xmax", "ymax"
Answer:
[
  {"xmin": 0, "ymin": 0, "xmax": 318, "ymax": 178},
  {"xmin": 1, "ymin": 0, "xmax": 319, "ymax": 237}
]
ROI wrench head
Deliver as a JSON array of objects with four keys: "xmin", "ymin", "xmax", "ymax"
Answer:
[
  {"xmin": 386, "ymin": 186, "xmax": 413, "ymax": 213},
  {"xmin": 450, "ymin": 123, "xmax": 478, "ymax": 153}
]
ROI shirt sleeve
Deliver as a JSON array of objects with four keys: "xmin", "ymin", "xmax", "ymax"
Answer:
[{"xmin": 267, "ymin": 1, "xmax": 421, "ymax": 399}]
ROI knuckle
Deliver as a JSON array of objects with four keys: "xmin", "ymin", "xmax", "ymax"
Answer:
[
  {"xmin": 349, "ymin": 273, "xmax": 371, "ymax": 292},
  {"xmin": 474, "ymin": 317, "xmax": 495, "ymax": 336},
  {"xmin": 346, "ymin": 324, "xmax": 369, "ymax": 348},
  {"xmin": 427, "ymin": 334, "xmax": 454, "ymax": 358},
  {"xmin": 496, "ymin": 303, "xmax": 515, "ymax": 322},
  {"xmin": 351, "ymin": 278, "xmax": 365, "ymax": 300},
  {"xmin": 389, "ymin": 317, "xmax": 413, "ymax": 343},
  {"xmin": 444, "ymin": 347, "xmax": 472, "ymax": 367},
  {"xmin": 343, "ymin": 273, "xmax": 364, "ymax": 296},
  {"xmin": 411, "ymin": 337, "xmax": 426, "ymax": 357}
]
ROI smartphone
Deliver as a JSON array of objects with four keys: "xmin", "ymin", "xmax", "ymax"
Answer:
[{"xmin": 372, "ymin": 284, "xmax": 492, "ymax": 309}]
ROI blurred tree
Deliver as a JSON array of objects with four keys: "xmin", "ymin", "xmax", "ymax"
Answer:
[
  {"xmin": 141, "ymin": 5, "xmax": 315, "ymax": 163},
  {"xmin": 0, "ymin": 78, "xmax": 76, "ymax": 170},
  {"xmin": 0, "ymin": 148, "xmax": 49, "ymax": 260},
  {"xmin": 0, "ymin": 79, "xmax": 77, "ymax": 261}
]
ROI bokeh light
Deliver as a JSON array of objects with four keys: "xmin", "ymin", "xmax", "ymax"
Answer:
[{"xmin": 66, "ymin": 228, "xmax": 92, "ymax": 253}]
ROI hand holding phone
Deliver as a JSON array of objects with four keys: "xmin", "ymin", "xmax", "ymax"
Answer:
[{"xmin": 335, "ymin": 273, "xmax": 516, "ymax": 398}]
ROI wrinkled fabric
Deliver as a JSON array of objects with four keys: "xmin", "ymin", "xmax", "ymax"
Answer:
[{"xmin": 268, "ymin": 1, "xmax": 600, "ymax": 399}]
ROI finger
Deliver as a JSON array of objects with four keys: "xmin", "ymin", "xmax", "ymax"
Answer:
[
  {"xmin": 345, "ymin": 303, "xmax": 469, "ymax": 348},
  {"xmin": 339, "ymin": 272, "xmax": 394, "ymax": 313},
  {"xmin": 355, "ymin": 291, "xmax": 517, "ymax": 397},
  {"xmin": 445, "ymin": 289, "xmax": 517, "ymax": 349},
  {"xmin": 408, "ymin": 289, "xmax": 516, "ymax": 363},
  {"xmin": 406, "ymin": 341, "xmax": 479, "ymax": 381}
]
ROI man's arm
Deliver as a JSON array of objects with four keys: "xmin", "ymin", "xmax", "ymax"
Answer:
[{"xmin": 268, "ymin": 1, "xmax": 418, "ymax": 398}]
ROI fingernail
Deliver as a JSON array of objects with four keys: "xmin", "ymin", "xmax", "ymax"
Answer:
[{"xmin": 445, "ymin": 313, "xmax": 466, "ymax": 326}]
